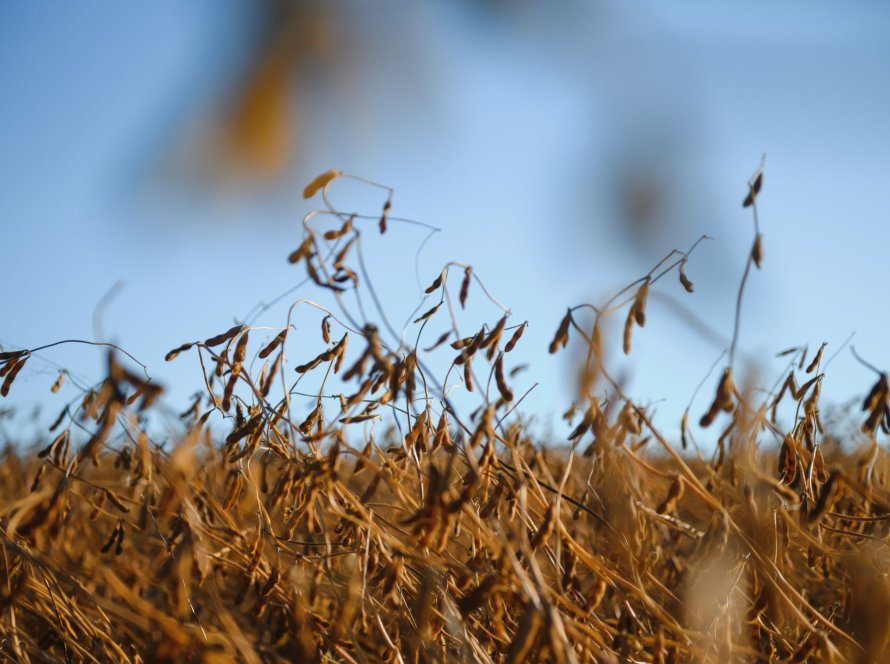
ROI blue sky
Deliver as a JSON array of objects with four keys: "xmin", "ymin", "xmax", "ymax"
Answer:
[{"xmin": 2, "ymin": 1, "xmax": 890, "ymax": 447}]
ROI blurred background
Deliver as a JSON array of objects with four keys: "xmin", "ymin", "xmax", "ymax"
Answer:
[{"xmin": 2, "ymin": 1, "xmax": 890, "ymax": 445}]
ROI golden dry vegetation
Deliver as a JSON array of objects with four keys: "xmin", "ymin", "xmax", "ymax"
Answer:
[{"xmin": 2, "ymin": 168, "xmax": 890, "ymax": 663}]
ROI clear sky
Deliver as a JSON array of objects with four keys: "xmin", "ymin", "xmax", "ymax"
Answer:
[{"xmin": 2, "ymin": 1, "xmax": 890, "ymax": 447}]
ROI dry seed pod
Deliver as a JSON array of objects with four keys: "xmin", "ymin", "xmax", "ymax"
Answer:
[
  {"xmin": 29, "ymin": 463, "xmax": 45, "ymax": 492},
  {"xmin": 680, "ymin": 410, "xmax": 689, "ymax": 449},
  {"xmin": 164, "ymin": 342, "xmax": 194, "ymax": 362},
  {"xmin": 451, "ymin": 335, "xmax": 475, "ymax": 350},
  {"xmin": 454, "ymin": 328, "xmax": 485, "ymax": 365},
  {"xmin": 213, "ymin": 347, "xmax": 228, "ymax": 377},
  {"xmin": 298, "ymin": 404, "xmax": 322, "ymax": 435},
  {"xmin": 504, "ymin": 607, "xmax": 543, "ymax": 664},
  {"xmin": 0, "ymin": 350, "xmax": 26, "ymax": 363},
  {"xmin": 699, "ymin": 403, "xmax": 720, "ymax": 428},
  {"xmin": 424, "ymin": 270, "xmax": 444, "ymax": 294},
  {"xmin": 806, "ymin": 342, "xmax": 827, "ymax": 374},
  {"xmin": 530, "ymin": 505, "xmax": 555, "ymax": 550},
  {"xmin": 494, "ymin": 354, "xmax": 514, "ymax": 402},
  {"xmin": 862, "ymin": 374, "xmax": 889, "ymax": 412},
  {"xmin": 792, "ymin": 374, "xmax": 820, "ymax": 401},
  {"xmin": 379, "ymin": 197, "xmax": 391, "ymax": 234},
  {"xmin": 656, "ymin": 476, "xmax": 685, "ymax": 515},
  {"xmin": 678, "ymin": 261, "xmax": 694, "ymax": 293},
  {"xmin": 618, "ymin": 401, "xmax": 642, "ymax": 436},
  {"xmin": 463, "ymin": 362, "xmax": 473, "ymax": 393},
  {"xmin": 261, "ymin": 351, "xmax": 283, "ymax": 397},
  {"xmin": 716, "ymin": 368, "xmax": 735, "ymax": 410},
  {"xmin": 104, "ymin": 489, "xmax": 131, "ymax": 514},
  {"xmin": 221, "ymin": 372, "xmax": 237, "ymax": 412},
  {"xmin": 484, "ymin": 315, "xmax": 507, "ymax": 354},
  {"xmin": 583, "ymin": 578, "xmax": 607, "ymax": 613},
  {"xmin": 101, "ymin": 521, "xmax": 124, "ymax": 555},
  {"xmin": 549, "ymin": 310, "xmax": 572, "ymax": 354},
  {"xmin": 861, "ymin": 373, "xmax": 889, "ymax": 433},
  {"xmin": 323, "ymin": 216, "xmax": 353, "ymax": 240},
  {"xmin": 224, "ymin": 471, "xmax": 245, "ymax": 511},
  {"xmin": 433, "ymin": 412, "xmax": 451, "ymax": 451},
  {"xmin": 50, "ymin": 371, "xmax": 66, "ymax": 393},
  {"xmin": 813, "ymin": 446, "xmax": 828, "ymax": 484},
  {"xmin": 621, "ymin": 309, "xmax": 634, "ymax": 355},
  {"xmin": 504, "ymin": 323, "xmax": 526, "ymax": 353},
  {"xmin": 403, "ymin": 410, "xmax": 428, "ymax": 451},
  {"xmin": 413, "ymin": 302, "xmax": 442, "ymax": 324},
  {"xmin": 807, "ymin": 470, "xmax": 843, "ymax": 524},
  {"xmin": 457, "ymin": 573, "xmax": 501, "ymax": 615},
  {"xmin": 333, "ymin": 236, "xmax": 355, "ymax": 269},
  {"xmin": 113, "ymin": 522, "xmax": 126, "ymax": 556},
  {"xmin": 632, "ymin": 280, "xmax": 649, "ymax": 327},
  {"xmin": 751, "ymin": 233, "xmax": 764, "ymax": 269},
  {"xmin": 232, "ymin": 330, "xmax": 249, "ymax": 371},
  {"xmin": 226, "ymin": 415, "xmax": 263, "ymax": 447},
  {"xmin": 353, "ymin": 439, "xmax": 373, "ymax": 474},
  {"xmin": 303, "ymin": 168, "xmax": 341, "ymax": 199},
  {"xmin": 700, "ymin": 368, "xmax": 734, "ymax": 426},
  {"xmin": 333, "ymin": 266, "xmax": 359, "ymax": 285},
  {"xmin": 287, "ymin": 236, "xmax": 313, "ymax": 264},
  {"xmin": 340, "ymin": 413, "xmax": 380, "ymax": 425},
  {"xmin": 100, "ymin": 526, "xmax": 118, "ymax": 554},
  {"xmin": 778, "ymin": 435, "xmax": 797, "ymax": 485},
  {"xmin": 38, "ymin": 430, "xmax": 67, "ymax": 460},
  {"xmin": 459, "ymin": 267, "xmax": 471, "ymax": 308},
  {"xmin": 743, "ymin": 168, "xmax": 763, "ymax": 207},
  {"xmin": 258, "ymin": 329, "xmax": 287, "ymax": 359},
  {"xmin": 568, "ymin": 407, "xmax": 592, "ymax": 441},
  {"xmin": 798, "ymin": 344, "xmax": 809, "ymax": 369},
  {"xmin": 423, "ymin": 330, "xmax": 451, "ymax": 352},
  {"xmin": 260, "ymin": 565, "xmax": 280, "ymax": 597},
  {"xmin": 204, "ymin": 325, "xmax": 244, "ymax": 348},
  {"xmin": 48, "ymin": 406, "xmax": 68, "ymax": 432},
  {"xmin": 1, "ymin": 355, "xmax": 28, "ymax": 397},
  {"xmin": 333, "ymin": 334, "xmax": 348, "ymax": 373}
]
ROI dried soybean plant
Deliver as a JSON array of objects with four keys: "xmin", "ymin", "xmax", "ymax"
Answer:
[
  {"xmin": 2, "ymin": 164, "xmax": 890, "ymax": 663},
  {"xmin": 544, "ymin": 160, "xmax": 890, "ymax": 663}
]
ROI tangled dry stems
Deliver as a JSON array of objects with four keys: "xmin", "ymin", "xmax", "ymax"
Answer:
[{"xmin": 2, "ymin": 167, "xmax": 890, "ymax": 663}]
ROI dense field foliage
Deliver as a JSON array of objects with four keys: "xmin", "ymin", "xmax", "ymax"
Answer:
[{"xmin": 2, "ymin": 168, "xmax": 890, "ymax": 663}]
